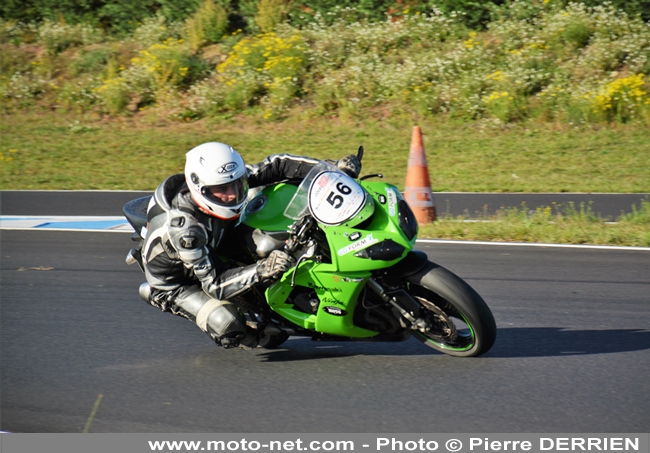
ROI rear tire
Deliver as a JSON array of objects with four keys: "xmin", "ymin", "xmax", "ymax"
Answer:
[
  {"xmin": 258, "ymin": 331, "xmax": 289, "ymax": 349},
  {"xmin": 405, "ymin": 261, "xmax": 496, "ymax": 357}
]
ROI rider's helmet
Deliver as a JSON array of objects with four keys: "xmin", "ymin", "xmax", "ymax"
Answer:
[{"xmin": 185, "ymin": 142, "xmax": 249, "ymax": 220}]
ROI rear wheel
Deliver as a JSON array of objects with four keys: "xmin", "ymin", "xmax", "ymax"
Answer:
[
  {"xmin": 258, "ymin": 331, "xmax": 289, "ymax": 349},
  {"xmin": 405, "ymin": 262, "xmax": 496, "ymax": 357}
]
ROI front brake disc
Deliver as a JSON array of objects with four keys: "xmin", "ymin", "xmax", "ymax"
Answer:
[{"xmin": 415, "ymin": 296, "xmax": 458, "ymax": 341}]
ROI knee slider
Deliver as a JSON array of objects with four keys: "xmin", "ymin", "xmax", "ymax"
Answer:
[
  {"xmin": 139, "ymin": 283, "xmax": 152, "ymax": 302},
  {"xmin": 205, "ymin": 303, "xmax": 247, "ymax": 338}
]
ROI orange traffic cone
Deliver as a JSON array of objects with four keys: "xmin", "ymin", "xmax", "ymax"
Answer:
[{"xmin": 404, "ymin": 126, "xmax": 437, "ymax": 224}]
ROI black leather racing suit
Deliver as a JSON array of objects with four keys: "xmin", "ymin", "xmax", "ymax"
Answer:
[{"xmin": 139, "ymin": 154, "xmax": 320, "ymax": 347}]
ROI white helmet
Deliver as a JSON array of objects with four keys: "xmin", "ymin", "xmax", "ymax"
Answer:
[{"xmin": 185, "ymin": 142, "xmax": 249, "ymax": 220}]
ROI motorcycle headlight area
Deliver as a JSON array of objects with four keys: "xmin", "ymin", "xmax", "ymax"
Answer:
[
  {"xmin": 308, "ymin": 171, "xmax": 372, "ymax": 226},
  {"xmin": 354, "ymin": 239, "xmax": 406, "ymax": 261},
  {"xmin": 397, "ymin": 199, "xmax": 418, "ymax": 241}
]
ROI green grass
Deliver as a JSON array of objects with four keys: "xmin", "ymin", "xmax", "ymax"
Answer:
[
  {"xmin": 1, "ymin": 111, "xmax": 649, "ymax": 192},
  {"xmin": 420, "ymin": 201, "xmax": 650, "ymax": 247},
  {"xmin": 1, "ymin": 111, "xmax": 649, "ymax": 246}
]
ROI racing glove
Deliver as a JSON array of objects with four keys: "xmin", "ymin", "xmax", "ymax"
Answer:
[
  {"xmin": 257, "ymin": 250, "xmax": 295, "ymax": 282},
  {"xmin": 336, "ymin": 154, "xmax": 362, "ymax": 178}
]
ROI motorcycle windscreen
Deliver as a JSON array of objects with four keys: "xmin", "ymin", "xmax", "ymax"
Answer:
[
  {"xmin": 284, "ymin": 161, "xmax": 337, "ymax": 221},
  {"xmin": 307, "ymin": 171, "xmax": 367, "ymax": 226}
]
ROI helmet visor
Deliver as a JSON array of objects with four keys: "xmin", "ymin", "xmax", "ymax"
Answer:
[{"xmin": 202, "ymin": 177, "xmax": 249, "ymax": 207}]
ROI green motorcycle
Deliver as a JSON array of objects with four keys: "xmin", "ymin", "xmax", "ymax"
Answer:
[
  {"xmin": 124, "ymin": 149, "xmax": 496, "ymax": 357},
  {"xmin": 236, "ymin": 151, "xmax": 497, "ymax": 357}
]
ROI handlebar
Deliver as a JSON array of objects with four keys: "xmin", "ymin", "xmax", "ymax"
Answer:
[{"xmin": 284, "ymin": 215, "xmax": 314, "ymax": 254}]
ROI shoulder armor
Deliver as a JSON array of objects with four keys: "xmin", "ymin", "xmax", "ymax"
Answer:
[{"xmin": 166, "ymin": 210, "xmax": 209, "ymax": 262}]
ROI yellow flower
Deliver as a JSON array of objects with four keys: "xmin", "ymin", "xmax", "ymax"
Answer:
[
  {"xmin": 463, "ymin": 32, "xmax": 479, "ymax": 50},
  {"xmin": 486, "ymin": 71, "xmax": 504, "ymax": 81},
  {"xmin": 588, "ymin": 74, "xmax": 648, "ymax": 113}
]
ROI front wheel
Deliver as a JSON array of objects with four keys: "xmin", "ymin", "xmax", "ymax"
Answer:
[{"xmin": 404, "ymin": 261, "xmax": 496, "ymax": 357}]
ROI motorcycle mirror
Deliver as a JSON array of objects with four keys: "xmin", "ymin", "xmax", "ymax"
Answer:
[
  {"xmin": 357, "ymin": 146, "xmax": 364, "ymax": 161},
  {"xmin": 360, "ymin": 173, "xmax": 383, "ymax": 181}
]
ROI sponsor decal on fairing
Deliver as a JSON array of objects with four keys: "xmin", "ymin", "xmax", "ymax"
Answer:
[
  {"xmin": 337, "ymin": 233, "xmax": 379, "ymax": 256},
  {"xmin": 386, "ymin": 188, "xmax": 397, "ymax": 216}
]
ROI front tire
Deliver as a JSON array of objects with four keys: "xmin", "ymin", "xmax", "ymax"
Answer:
[{"xmin": 405, "ymin": 261, "xmax": 496, "ymax": 357}]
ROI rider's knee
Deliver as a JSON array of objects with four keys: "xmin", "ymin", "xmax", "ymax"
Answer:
[
  {"xmin": 206, "ymin": 303, "xmax": 242, "ymax": 334},
  {"xmin": 206, "ymin": 303, "xmax": 259, "ymax": 349}
]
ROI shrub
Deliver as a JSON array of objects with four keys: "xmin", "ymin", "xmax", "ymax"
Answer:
[
  {"xmin": 3, "ymin": 1, "xmax": 650, "ymax": 125},
  {"xmin": 131, "ymin": 15, "xmax": 183, "ymax": 48},
  {"xmin": 285, "ymin": 0, "xmax": 500, "ymax": 30},
  {"xmin": 93, "ymin": 36, "xmax": 210, "ymax": 114},
  {"xmin": 93, "ymin": 39, "xmax": 191, "ymax": 113},
  {"xmin": 131, "ymin": 39, "xmax": 195, "ymax": 90},
  {"xmin": 184, "ymin": 0, "xmax": 229, "ymax": 51},
  {"xmin": 57, "ymin": 74, "xmax": 101, "ymax": 111},
  {"xmin": 158, "ymin": 0, "xmax": 203, "ymax": 23},
  {"xmin": 0, "ymin": 43, "xmax": 37, "ymax": 75},
  {"xmin": 562, "ymin": 21, "xmax": 592, "ymax": 48},
  {"xmin": 94, "ymin": 75, "xmax": 131, "ymax": 114},
  {"xmin": 97, "ymin": 1, "xmax": 160, "ymax": 35},
  {"xmin": 587, "ymin": 74, "xmax": 650, "ymax": 122},
  {"xmin": 0, "ymin": 71, "xmax": 52, "ymax": 109},
  {"xmin": 214, "ymin": 31, "xmax": 306, "ymax": 117},
  {"xmin": 0, "ymin": 19, "xmax": 20, "ymax": 44},
  {"xmin": 483, "ymin": 90, "xmax": 528, "ymax": 122},
  {"xmin": 69, "ymin": 47, "xmax": 115, "ymax": 76},
  {"xmin": 254, "ymin": 0, "xmax": 291, "ymax": 33},
  {"xmin": 37, "ymin": 19, "xmax": 104, "ymax": 54},
  {"xmin": 300, "ymin": 10, "xmax": 470, "ymax": 117}
]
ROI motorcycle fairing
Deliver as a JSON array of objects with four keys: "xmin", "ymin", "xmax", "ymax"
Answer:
[{"xmin": 241, "ymin": 176, "xmax": 420, "ymax": 338}]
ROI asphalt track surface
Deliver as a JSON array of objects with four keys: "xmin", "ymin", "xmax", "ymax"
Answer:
[{"xmin": 1, "ymin": 192, "xmax": 649, "ymax": 433}]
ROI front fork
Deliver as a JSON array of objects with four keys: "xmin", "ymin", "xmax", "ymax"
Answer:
[{"xmin": 365, "ymin": 278, "xmax": 432, "ymax": 334}]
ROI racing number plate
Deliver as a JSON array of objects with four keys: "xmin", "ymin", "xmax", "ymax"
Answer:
[{"xmin": 308, "ymin": 171, "xmax": 367, "ymax": 226}]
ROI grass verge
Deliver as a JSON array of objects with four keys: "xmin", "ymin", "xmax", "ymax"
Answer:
[
  {"xmin": 1, "ymin": 112, "xmax": 649, "ymax": 246},
  {"xmin": 420, "ymin": 201, "xmax": 650, "ymax": 247},
  {"xmin": 1, "ymin": 112, "xmax": 649, "ymax": 192}
]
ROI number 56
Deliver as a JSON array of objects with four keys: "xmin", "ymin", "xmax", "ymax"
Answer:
[{"xmin": 326, "ymin": 182, "xmax": 351, "ymax": 209}]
